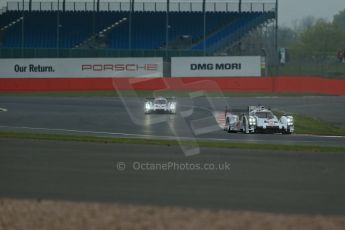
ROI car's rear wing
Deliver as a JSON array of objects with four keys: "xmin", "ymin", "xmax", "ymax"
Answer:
[
  {"xmin": 166, "ymin": 97, "xmax": 176, "ymax": 102},
  {"xmin": 145, "ymin": 97, "xmax": 176, "ymax": 102},
  {"xmin": 282, "ymin": 113, "xmax": 293, "ymax": 117},
  {"xmin": 248, "ymin": 105, "xmax": 267, "ymax": 113},
  {"xmin": 225, "ymin": 106, "xmax": 248, "ymax": 114},
  {"xmin": 225, "ymin": 106, "xmax": 248, "ymax": 118},
  {"xmin": 145, "ymin": 97, "xmax": 155, "ymax": 101}
]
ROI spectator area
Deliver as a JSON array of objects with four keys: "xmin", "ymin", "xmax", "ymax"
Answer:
[{"xmin": 0, "ymin": 1, "xmax": 275, "ymax": 52}]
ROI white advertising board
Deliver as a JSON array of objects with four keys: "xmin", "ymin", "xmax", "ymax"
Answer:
[
  {"xmin": 0, "ymin": 57, "xmax": 163, "ymax": 78},
  {"xmin": 171, "ymin": 56, "xmax": 261, "ymax": 77}
]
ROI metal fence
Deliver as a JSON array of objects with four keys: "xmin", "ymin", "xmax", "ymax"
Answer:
[{"xmin": 269, "ymin": 55, "xmax": 345, "ymax": 78}]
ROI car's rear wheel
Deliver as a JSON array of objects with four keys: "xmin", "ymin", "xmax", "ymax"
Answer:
[
  {"xmin": 243, "ymin": 118, "xmax": 249, "ymax": 134},
  {"xmin": 225, "ymin": 118, "xmax": 230, "ymax": 132},
  {"xmin": 282, "ymin": 128, "xmax": 292, "ymax": 135}
]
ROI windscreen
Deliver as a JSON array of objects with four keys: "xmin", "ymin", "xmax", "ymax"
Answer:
[
  {"xmin": 255, "ymin": 111, "xmax": 274, "ymax": 119},
  {"xmin": 154, "ymin": 99, "xmax": 167, "ymax": 105}
]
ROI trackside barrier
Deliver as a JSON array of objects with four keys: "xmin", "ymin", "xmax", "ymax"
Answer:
[{"xmin": 0, "ymin": 77, "xmax": 345, "ymax": 95}]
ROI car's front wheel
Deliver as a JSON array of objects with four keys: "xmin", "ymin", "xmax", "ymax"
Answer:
[
  {"xmin": 282, "ymin": 128, "xmax": 292, "ymax": 135},
  {"xmin": 243, "ymin": 118, "xmax": 249, "ymax": 134}
]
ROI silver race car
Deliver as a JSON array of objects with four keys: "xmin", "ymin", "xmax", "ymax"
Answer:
[
  {"xmin": 224, "ymin": 105, "xmax": 294, "ymax": 134},
  {"xmin": 145, "ymin": 97, "xmax": 177, "ymax": 114}
]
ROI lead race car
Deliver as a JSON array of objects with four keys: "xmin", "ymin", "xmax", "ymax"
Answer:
[
  {"xmin": 144, "ymin": 96, "xmax": 177, "ymax": 114},
  {"xmin": 224, "ymin": 105, "xmax": 294, "ymax": 134}
]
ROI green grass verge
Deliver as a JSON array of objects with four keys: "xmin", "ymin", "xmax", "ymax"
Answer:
[
  {"xmin": 274, "ymin": 111, "xmax": 345, "ymax": 136},
  {"xmin": 294, "ymin": 114, "xmax": 345, "ymax": 136},
  {"xmin": 1, "ymin": 131, "xmax": 345, "ymax": 153}
]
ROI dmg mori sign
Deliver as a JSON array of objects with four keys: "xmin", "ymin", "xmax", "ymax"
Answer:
[
  {"xmin": 171, "ymin": 56, "xmax": 261, "ymax": 77},
  {"xmin": 0, "ymin": 57, "xmax": 163, "ymax": 78}
]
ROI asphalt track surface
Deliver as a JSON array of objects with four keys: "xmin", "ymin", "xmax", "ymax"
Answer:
[
  {"xmin": 1, "ymin": 139, "xmax": 345, "ymax": 215},
  {"xmin": 0, "ymin": 96, "xmax": 345, "ymax": 148},
  {"xmin": 1, "ymin": 96, "xmax": 345, "ymax": 215}
]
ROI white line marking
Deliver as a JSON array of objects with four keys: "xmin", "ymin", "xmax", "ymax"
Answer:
[
  {"xmin": 0, "ymin": 125, "xmax": 344, "ymax": 144},
  {"xmin": 0, "ymin": 125, "xmax": 164, "ymax": 138},
  {"xmin": 0, "ymin": 108, "xmax": 8, "ymax": 112},
  {"xmin": 296, "ymin": 133, "xmax": 345, "ymax": 139},
  {"xmin": 0, "ymin": 125, "xmax": 206, "ymax": 141},
  {"xmin": 0, "ymin": 125, "xmax": 280, "ymax": 143}
]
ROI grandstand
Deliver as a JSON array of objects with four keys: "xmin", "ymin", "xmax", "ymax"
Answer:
[{"xmin": 0, "ymin": 0, "xmax": 276, "ymax": 57}]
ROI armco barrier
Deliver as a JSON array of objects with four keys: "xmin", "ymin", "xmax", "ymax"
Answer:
[{"xmin": 0, "ymin": 77, "xmax": 345, "ymax": 95}]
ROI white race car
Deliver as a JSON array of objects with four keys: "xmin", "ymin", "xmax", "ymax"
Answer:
[
  {"xmin": 144, "ymin": 97, "xmax": 177, "ymax": 114},
  {"xmin": 224, "ymin": 105, "xmax": 294, "ymax": 134}
]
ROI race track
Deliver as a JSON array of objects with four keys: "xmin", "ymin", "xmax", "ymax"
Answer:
[
  {"xmin": 1, "ymin": 139, "xmax": 345, "ymax": 215},
  {"xmin": 0, "ymin": 95, "xmax": 345, "ymax": 148},
  {"xmin": 1, "ymin": 95, "xmax": 345, "ymax": 216}
]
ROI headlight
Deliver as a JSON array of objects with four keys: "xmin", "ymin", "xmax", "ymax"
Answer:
[
  {"xmin": 248, "ymin": 116, "xmax": 256, "ymax": 126},
  {"xmin": 169, "ymin": 102, "xmax": 176, "ymax": 110},
  {"xmin": 287, "ymin": 117, "xmax": 294, "ymax": 126},
  {"xmin": 145, "ymin": 102, "xmax": 152, "ymax": 110}
]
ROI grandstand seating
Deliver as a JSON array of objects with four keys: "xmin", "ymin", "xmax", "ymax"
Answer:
[
  {"xmin": 0, "ymin": 11, "xmax": 22, "ymax": 28},
  {"xmin": 192, "ymin": 12, "xmax": 275, "ymax": 51},
  {"xmin": 0, "ymin": 10, "xmax": 274, "ymax": 52}
]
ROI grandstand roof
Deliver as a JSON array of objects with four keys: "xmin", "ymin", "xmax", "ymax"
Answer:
[{"xmin": 2, "ymin": 0, "xmax": 276, "ymax": 13}]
